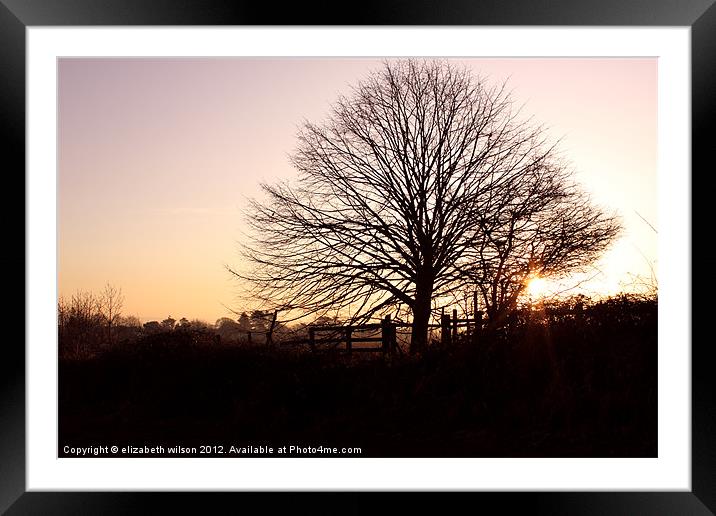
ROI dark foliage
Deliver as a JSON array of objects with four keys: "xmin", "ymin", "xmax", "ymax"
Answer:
[{"xmin": 59, "ymin": 296, "xmax": 656, "ymax": 457}]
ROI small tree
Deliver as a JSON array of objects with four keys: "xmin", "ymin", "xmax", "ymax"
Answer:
[
  {"xmin": 143, "ymin": 321, "xmax": 162, "ymax": 334},
  {"xmin": 59, "ymin": 290, "xmax": 103, "ymax": 357},
  {"xmin": 215, "ymin": 317, "xmax": 241, "ymax": 341},
  {"xmin": 237, "ymin": 312, "xmax": 251, "ymax": 331},
  {"xmin": 117, "ymin": 315, "xmax": 141, "ymax": 328},
  {"xmin": 98, "ymin": 283, "xmax": 124, "ymax": 347},
  {"xmin": 190, "ymin": 319, "xmax": 211, "ymax": 331},
  {"xmin": 249, "ymin": 310, "xmax": 269, "ymax": 332},
  {"xmin": 161, "ymin": 316, "xmax": 176, "ymax": 331}
]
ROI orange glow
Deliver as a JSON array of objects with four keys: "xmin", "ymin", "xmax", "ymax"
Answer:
[
  {"xmin": 58, "ymin": 58, "xmax": 656, "ymax": 322},
  {"xmin": 527, "ymin": 277, "xmax": 549, "ymax": 298}
]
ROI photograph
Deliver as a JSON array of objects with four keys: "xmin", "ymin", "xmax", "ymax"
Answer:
[{"xmin": 57, "ymin": 56, "xmax": 658, "ymax": 459}]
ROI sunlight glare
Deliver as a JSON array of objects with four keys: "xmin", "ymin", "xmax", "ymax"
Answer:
[{"xmin": 527, "ymin": 277, "xmax": 549, "ymax": 298}]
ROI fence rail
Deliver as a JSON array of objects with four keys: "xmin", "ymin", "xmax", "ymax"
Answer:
[
  {"xmin": 274, "ymin": 309, "xmax": 488, "ymax": 354},
  {"xmin": 236, "ymin": 298, "xmax": 592, "ymax": 353},
  {"xmin": 302, "ymin": 315, "xmax": 398, "ymax": 354}
]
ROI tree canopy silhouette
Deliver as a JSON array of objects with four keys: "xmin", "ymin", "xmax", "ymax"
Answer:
[{"xmin": 235, "ymin": 59, "xmax": 620, "ymax": 352}]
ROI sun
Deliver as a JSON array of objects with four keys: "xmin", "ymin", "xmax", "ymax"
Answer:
[{"xmin": 526, "ymin": 277, "xmax": 549, "ymax": 298}]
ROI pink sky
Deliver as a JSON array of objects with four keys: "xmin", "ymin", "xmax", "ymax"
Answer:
[{"xmin": 58, "ymin": 58, "xmax": 657, "ymax": 323}]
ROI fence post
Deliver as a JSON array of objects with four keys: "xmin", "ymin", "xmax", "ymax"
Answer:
[
  {"xmin": 452, "ymin": 309, "xmax": 458, "ymax": 343},
  {"xmin": 266, "ymin": 310, "xmax": 278, "ymax": 348},
  {"xmin": 390, "ymin": 319, "xmax": 397, "ymax": 355},
  {"xmin": 473, "ymin": 311, "xmax": 483, "ymax": 345},
  {"xmin": 441, "ymin": 313, "xmax": 451, "ymax": 346},
  {"xmin": 381, "ymin": 315, "xmax": 391, "ymax": 354},
  {"xmin": 345, "ymin": 327, "xmax": 352, "ymax": 355},
  {"xmin": 308, "ymin": 327, "xmax": 315, "ymax": 352}
]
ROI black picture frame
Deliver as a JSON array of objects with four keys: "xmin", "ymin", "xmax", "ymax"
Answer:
[{"xmin": 4, "ymin": 0, "xmax": 713, "ymax": 513}]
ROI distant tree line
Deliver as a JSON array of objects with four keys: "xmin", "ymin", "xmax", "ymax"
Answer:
[
  {"xmin": 58, "ymin": 285, "xmax": 309, "ymax": 359},
  {"xmin": 59, "ymin": 280, "xmax": 655, "ymax": 361}
]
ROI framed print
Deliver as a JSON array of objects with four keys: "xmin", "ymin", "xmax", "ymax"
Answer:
[{"xmin": 4, "ymin": 0, "xmax": 714, "ymax": 513}]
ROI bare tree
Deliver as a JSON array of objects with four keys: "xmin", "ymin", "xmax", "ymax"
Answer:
[
  {"xmin": 462, "ymin": 166, "xmax": 621, "ymax": 328},
  {"xmin": 236, "ymin": 59, "xmax": 620, "ymax": 352},
  {"xmin": 58, "ymin": 295, "xmax": 68, "ymax": 339},
  {"xmin": 59, "ymin": 290, "xmax": 103, "ymax": 358},
  {"xmin": 117, "ymin": 315, "xmax": 142, "ymax": 328},
  {"xmin": 98, "ymin": 283, "xmax": 124, "ymax": 347}
]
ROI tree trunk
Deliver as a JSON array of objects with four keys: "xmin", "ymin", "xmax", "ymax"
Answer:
[
  {"xmin": 485, "ymin": 287, "xmax": 524, "ymax": 331},
  {"xmin": 410, "ymin": 284, "xmax": 433, "ymax": 354}
]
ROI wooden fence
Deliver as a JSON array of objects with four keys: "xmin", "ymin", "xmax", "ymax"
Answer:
[
  {"xmin": 232, "ymin": 305, "xmax": 491, "ymax": 353},
  {"xmin": 228, "ymin": 301, "xmax": 592, "ymax": 353},
  {"xmin": 277, "ymin": 309, "xmax": 487, "ymax": 354},
  {"xmin": 299, "ymin": 315, "xmax": 398, "ymax": 355},
  {"xmin": 440, "ymin": 308, "xmax": 484, "ymax": 346}
]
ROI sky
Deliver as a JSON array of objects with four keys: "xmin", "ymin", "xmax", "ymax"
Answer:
[{"xmin": 58, "ymin": 58, "xmax": 657, "ymax": 323}]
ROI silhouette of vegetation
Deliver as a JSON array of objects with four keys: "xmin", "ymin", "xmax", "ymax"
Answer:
[
  {"xmin": 97, "ymin": 283, "xmax": 124, "ymax": 347},
  {"xmin": 59, "ymin": 286, "xmax": 128, "ymax": 358},
  {"xmin": 58, "ymin": 59, "xmax": 651, "ymax": 459},
  {"xmin": 59, "ymin": 294, "xmax": 656, "ymax": 457},
  {"xmin": 233, "ymin": 59, "xmax": 620, "ymax": 353},
  {"xmin": 58, "ymin": 287, "xmax": 288, "ymax": 359}
]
